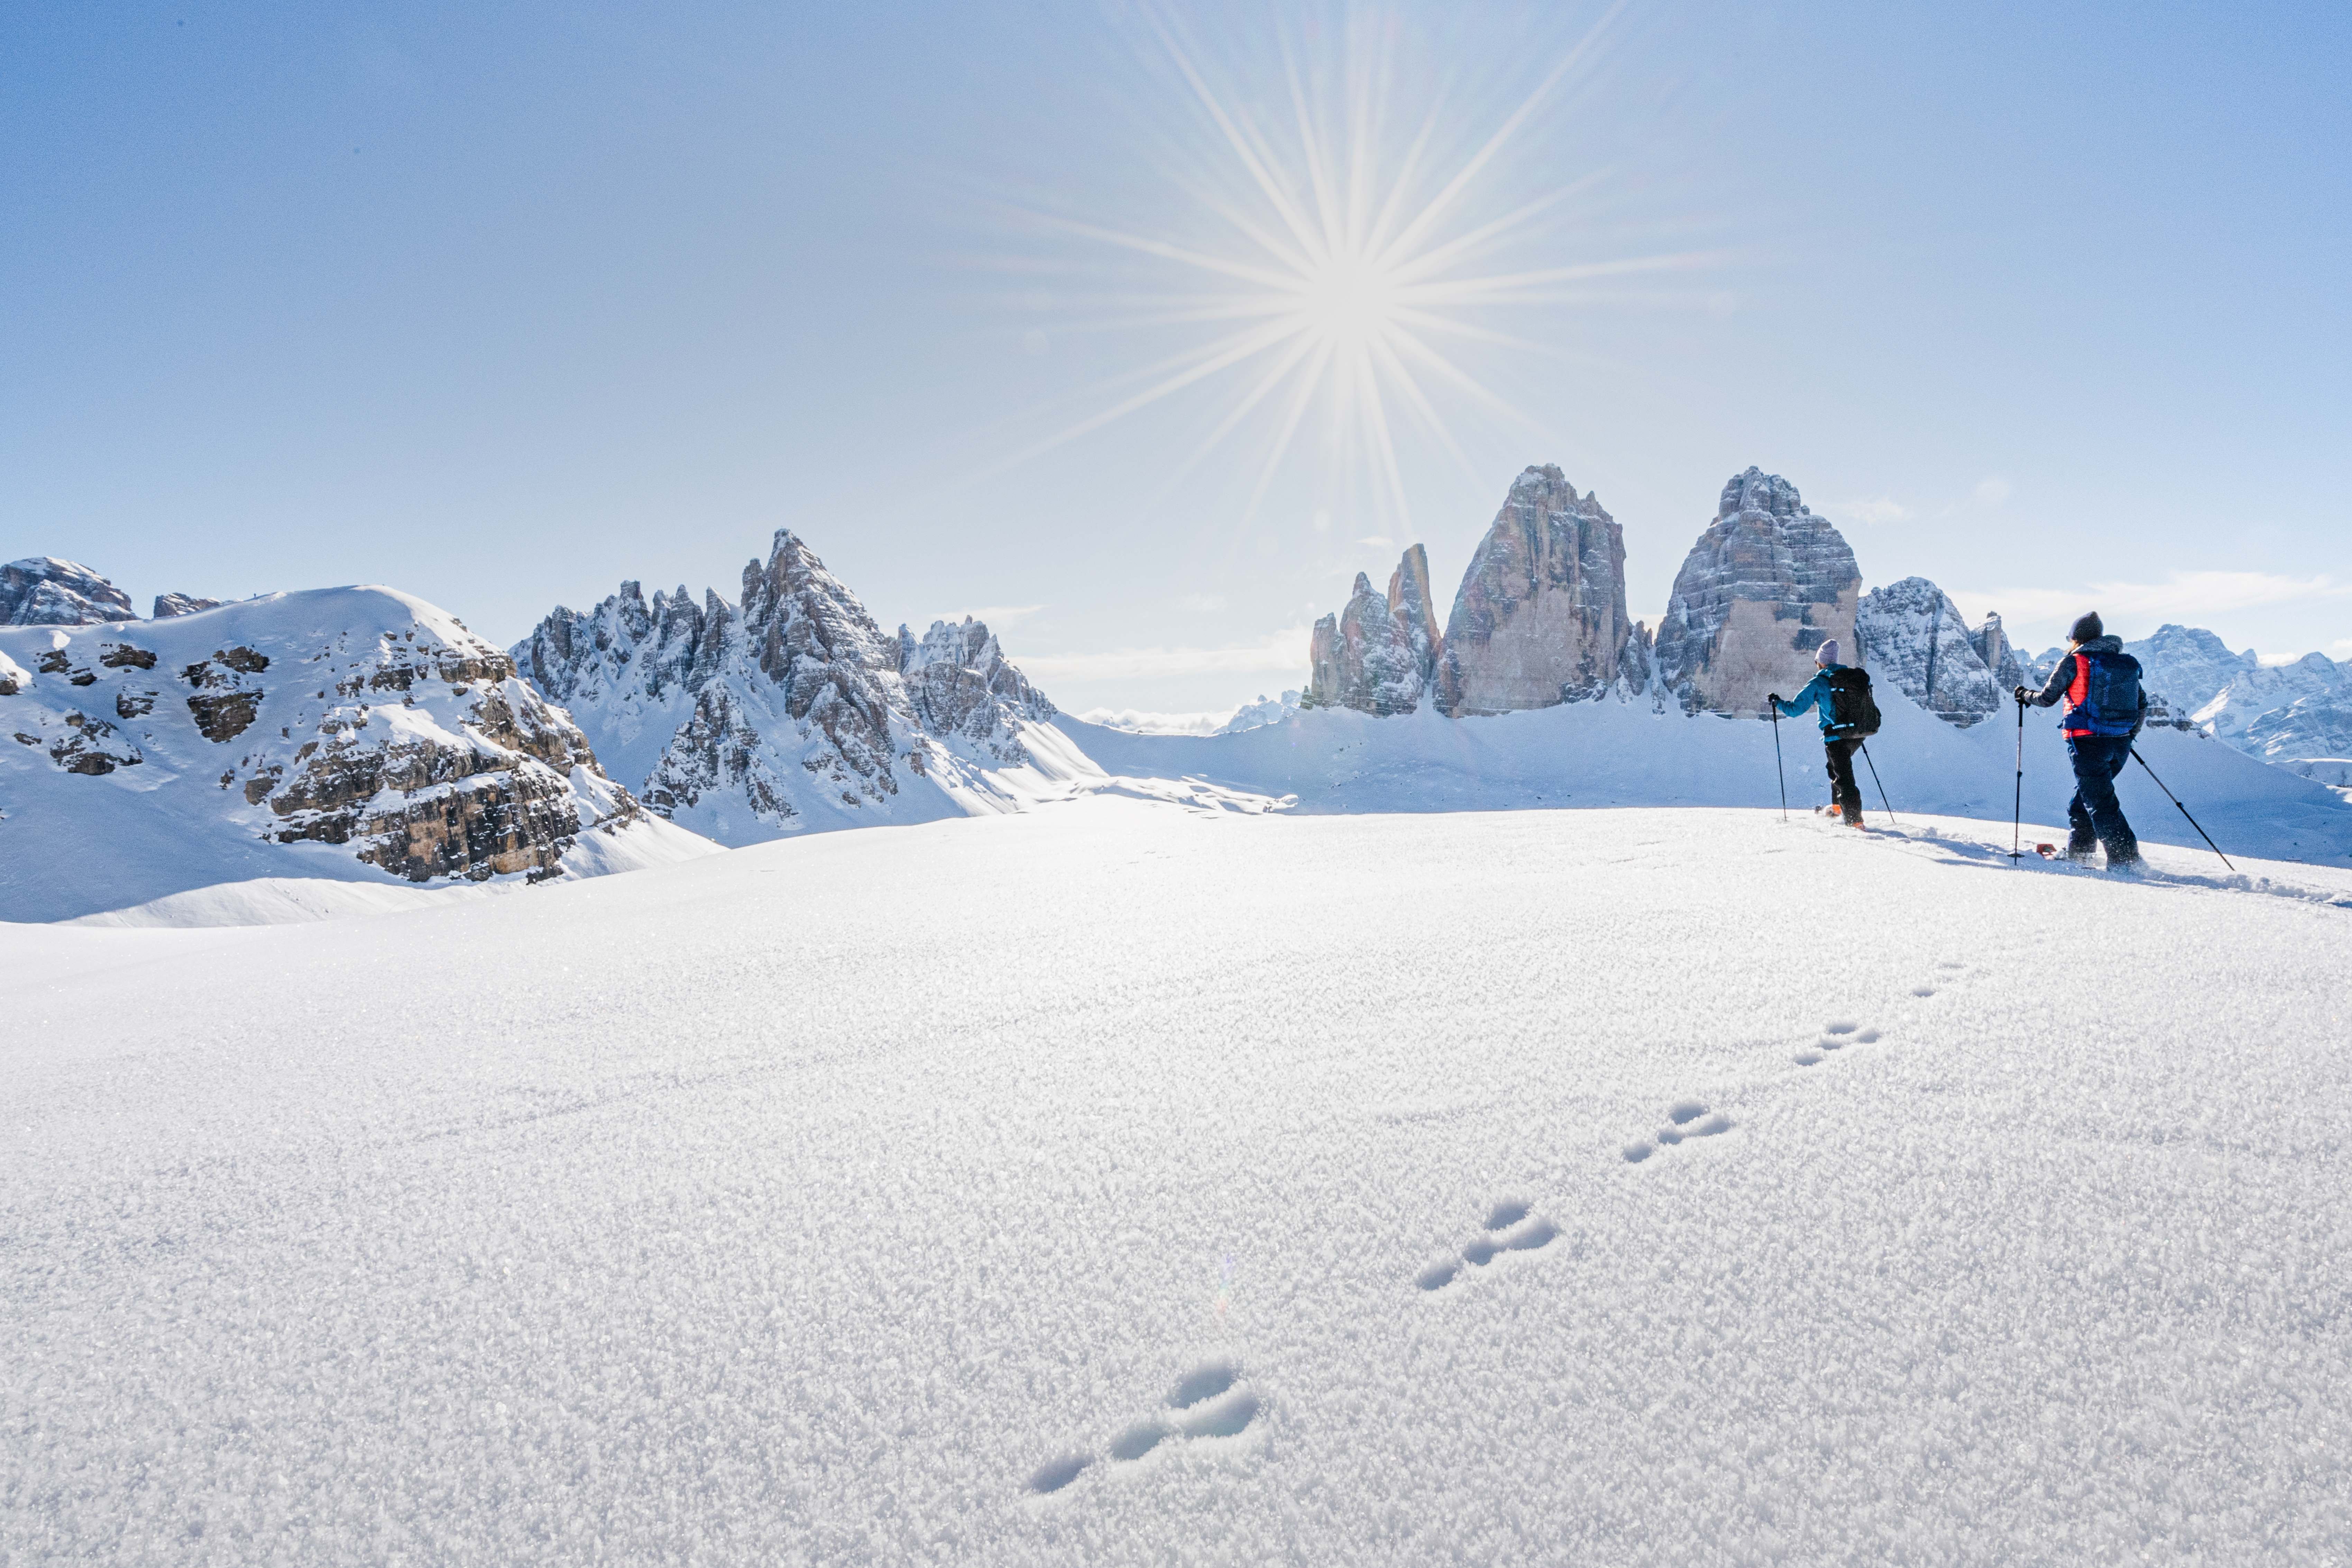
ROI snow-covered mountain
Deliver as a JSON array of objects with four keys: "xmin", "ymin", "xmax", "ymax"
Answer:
[
  {"xmin": 513, "ymin": 529, "xmax": 1120, "ymax": 845},
  {"xmin": 1, "ymin": 585, "xmax": 714, "ymax": 922},
  {"xmin": 1855, "ymin": 576, "xmax": 2003, "ymax": 726},
  {"xmin": 1, "ymin": 557, "xmax": 137, "ymax": 625},
  {"xmin": 2121, "ymin": 624, "xmax": 2351, "ymax": 786}
]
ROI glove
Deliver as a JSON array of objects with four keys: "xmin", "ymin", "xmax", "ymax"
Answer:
[
  {"xmin": 2013, "ymin": 685, "xmax": 2030, "ymax": 704},
  {"xmin": 1766, "ymin": 693, "xmax": 1782, "ymax": 708}
]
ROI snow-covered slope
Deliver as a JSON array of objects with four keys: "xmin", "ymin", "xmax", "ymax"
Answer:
[
  {"xmin": 1062, "ymin": 678, "xmax": 2352, "ymax": 866},
  {"xmin": 0, "ymin": 588, "xmax": 716, "ymax": 923},
  {"xmin": 6, "ymin": 802, "xmax": 2350, "ymax": 1563},
  {"xmin": 513, "ymin": 531, "xmax": 1093, "ymax": 845}
]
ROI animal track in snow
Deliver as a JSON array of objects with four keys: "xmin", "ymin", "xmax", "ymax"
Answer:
[
  {"xmin": 1795, "ymin": 1020, "xmax": 1881, "ymax": 1066},
  {"xmin": 1621, "ymin": 1099, "xmax": 1733, "ymax": 1162},
  {"xmin": 1415, "ymin": 1198, "xmax": 1559, "ymax": 1290},
  {"xmin": 1028, "ymin": 1359, "xmax": 1262, "ymax": 1493}
]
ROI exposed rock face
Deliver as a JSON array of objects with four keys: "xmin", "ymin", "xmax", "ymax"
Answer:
[
  {"xmin": 0, "ymin": 588, "xmax": 680, "ymax": 908},
  {"xmin": 514, "ymin": 530, "xmax": 1060, "ymax": 843},
  {"xmin": 1856, "ymin": 577, "xmax": 2001, "ymax": 726},
  {"xmin": 1388, "ymin": 544, "xmax": 1443, "ymax": 697},
  {"xmin": 899, "ymin": 616, "xmax": 1056, "ymax": 762},
  {"xmin": 1304, "ymin": 572, "xmax": 1421, "ymax": 715},
  {"xmin": 1655, "ymin": 468, "xmax": 1860, "ymax": 715},
  {"xmin": 1970, "ymin": 612, "xmax": 2025, "ymax": 692},
  {"xmin": 1436, "ymin": 466, "xmax": 1629, "ymax": 715},
  {"xmin": 1, "ymin": 558, "xmax": 136, "ymax": 626},
  {"xmin": 153, "ymin": 593, "xmax": 225, "ymax": 619}
]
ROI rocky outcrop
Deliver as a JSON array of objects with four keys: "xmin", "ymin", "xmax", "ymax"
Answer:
[
  {"xmin": 1435, "ymin": 466, "xmax": 1629, "ymax": 715},
  {"xmin": 0, "ymin": 587, "xmax": 686, "ymax": 905},
  {"xmin": 1304, "ymin": 572, "xmax": 1422, "ymax": 715},
  {"xmin": 1655, "ymin": 468, "xmax": 1860, "ymax": 716},
  {"xmin": 899, "ymin": 617, "xmax": 1056, "ymax": 763},
  {"xmin": 1388, "ymin": 544, "xmax": 1443, "ymax": 697},
  {"xmin": 513, "ymin": 530, "xmax": 1061, "ymax": 842},
  {"xmin": 1856, "ymin": 577, "xmax": 2001, "ymax": 726},
  {"xmin": 153, "ymin": 593, "xmax": 224, "ymax": 619},
  {"xmin": 2, "ymin": 558, "xmax": 135, "ymax": 626},
  {"xmin": 1970, "ymin": 612, "xmax": 2025, "ymax": 692},
  {"xmin": 1219, "ymin": 690, "xmax": 1301, "ymax": 734}
]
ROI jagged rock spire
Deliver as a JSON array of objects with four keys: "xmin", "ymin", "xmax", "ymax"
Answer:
[
  {"xmin": 1435, "ymin": 466, "xmax": 1629, "ymax": 715},
  {"xmin": 1654, "ymin": 467, "xmax": 1859, "ymax": 715}
]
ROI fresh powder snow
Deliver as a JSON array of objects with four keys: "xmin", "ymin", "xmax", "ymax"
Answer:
[{"xmin": 5, "ymin": 798, "xmax": 2350, "ymax": 1562}]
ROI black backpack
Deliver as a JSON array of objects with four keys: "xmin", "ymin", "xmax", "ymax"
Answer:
[{"xmin": 1822, "ymin": 666, "xmax": 1882, "ymax": 738}]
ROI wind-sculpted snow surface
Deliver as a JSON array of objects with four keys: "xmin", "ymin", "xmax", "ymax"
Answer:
[
  {"xmin": 0, "ymin": 588, "xmax": 715, "ymax": 922},
  {"xmin": 7, "ymin": 804, "xmax": 2352, "ymax": 1563}
]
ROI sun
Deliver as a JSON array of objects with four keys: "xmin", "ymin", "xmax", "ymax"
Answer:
[{"xmin": 989, "ymin": 0, "xmax": 1707, "ymax": 533}]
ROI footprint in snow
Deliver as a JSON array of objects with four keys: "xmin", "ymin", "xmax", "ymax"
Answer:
[
  {"xmin": 1794, "ymin": 1020, "xmax": 1881, "ymax": 1066},
  {"xmin": 1415, "ymin": 1198, "xmax": 1560, "ymax": 1291},
  {"xmin": 1026, "ymin": 1359, "xmax": 1262, "ymax": 1495},
  {"xmin": 1622, "ymin": 1099, "xmax": 1734, "ymax": 1161}
]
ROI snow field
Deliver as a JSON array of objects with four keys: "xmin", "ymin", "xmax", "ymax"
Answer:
[{"xmin": 4, "ymin": 801, "xmax": 2351, "ymax": 1564}]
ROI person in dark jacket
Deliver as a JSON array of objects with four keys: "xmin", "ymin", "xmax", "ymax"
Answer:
[
  {"xmin": 1768, "ymin": 640, "xmax": 1863, "ymax": 827},
  {"xmin": 2018, "ymin": 612, "xmax": 2145, "ymax": 869}
]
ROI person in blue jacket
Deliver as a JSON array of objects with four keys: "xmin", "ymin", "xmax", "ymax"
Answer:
[{"xmin": 1767, "ymin": 640, "xmax": 1862, "ymax": 827}]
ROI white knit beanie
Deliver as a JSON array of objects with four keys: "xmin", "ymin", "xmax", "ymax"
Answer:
[{"xmin": 1815, "ymin": 639, "xmax": 1839, "ymax": 667}]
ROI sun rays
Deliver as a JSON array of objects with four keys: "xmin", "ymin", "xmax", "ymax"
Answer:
[{"xmin": 986, "ymin": 0, "xmax": 1711, "ymax": 534}]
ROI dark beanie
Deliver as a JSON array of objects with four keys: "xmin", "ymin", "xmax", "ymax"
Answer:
[{"xmin": 2070, "ymin": 612, "xmax": 2103, "ymax": 643}]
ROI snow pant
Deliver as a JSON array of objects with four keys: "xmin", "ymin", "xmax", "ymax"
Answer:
[
  {"xmin": 2065, "ymin": 735, "xmax": 2140, "ymax": 862},
  {"xmin": 1822, "ymin": 737, "xmax": 1863, "ymax": 824}
]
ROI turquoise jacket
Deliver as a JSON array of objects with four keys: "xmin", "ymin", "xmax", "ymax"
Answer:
[{"xmin": 1773, "ymin": 666, "xmax": 1845, "ymax": 734}]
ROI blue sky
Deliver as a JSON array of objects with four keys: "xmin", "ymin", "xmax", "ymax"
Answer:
[{"xmin": 6, "ymin": 1, "xmax": 2348, "ymax": 715}]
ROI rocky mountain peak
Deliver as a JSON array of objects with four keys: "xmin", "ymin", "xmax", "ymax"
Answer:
[
  {"xmin": 2, "ymin": 558, "xmax": 136, "ymax": 626},
  {"xmin": 1716, "ymin": 467, "xmax": 1806, "ymax": 522},
  {"xmin": 1434, "ymin": 465, "xmax": 1630, "ymax": 715},
  {"xmin": 514, "ymin": 530, "xmax": 1059, "ymax": 843},
  {"xmin": 1855, "ymin": 576, "xmax": 2000, "ymax": 726},
  {"xmin": 1655, "ymin": 468, "xmax": 1859, "ymax": 715},
  {"xmin": 898, "ymin": 615, "xmax": 1055, "ymax": 762},
  {"xmin": 152, "ymin": 593, "xmax": 225, "ymax": 620}
]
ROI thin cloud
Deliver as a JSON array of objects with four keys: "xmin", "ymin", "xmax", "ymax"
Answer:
[
  {"xmin": 1831, "ymin": 497, "xmax": 1909, "ymax": 526},
  {"xmin": 1009, "ymin": 625, "xmax": 1310, "ymax": 682},
  {"xmin": 1974, "ymin": 476, "xmax": 2012, "ymax": 506},
  {"xmin": 1950, "ymin": 571, "xmax": 2352, "ymax": 636}
]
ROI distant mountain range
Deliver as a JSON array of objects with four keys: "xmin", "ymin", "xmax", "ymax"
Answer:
[{"xmin": 7, "ymin": 463, "xmax": 2345, "ymax": 917}]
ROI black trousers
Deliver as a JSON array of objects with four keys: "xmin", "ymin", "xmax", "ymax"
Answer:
[
  {"xmin": 1823, "ymin": 737, "xmax": 1863, "ymax": 823},
  {"xmin": 2065, "ymin": 734, "xmax": 2139, "ymax": 860}
]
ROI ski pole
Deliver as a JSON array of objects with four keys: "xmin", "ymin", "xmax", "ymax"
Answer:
[
  {"xmin": 1859, "ymin": 740, "xmax": 1896, "ymax": 824},
  {"xmin": 2010, "ymin": 694, "xmax": 2026, "ymax": 863},
  {"xmin": 1769, "ymin": 700, "xmax": 1788, "ymax": 821},
  {"xmin": 2130, "ymin": 745, "xmax": 2234, "ymax": 871}
]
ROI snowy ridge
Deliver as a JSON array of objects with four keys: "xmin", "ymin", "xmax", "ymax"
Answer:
[{"xmin": 0, "ymin": 587, "xmax": 717, "ymax": 923}]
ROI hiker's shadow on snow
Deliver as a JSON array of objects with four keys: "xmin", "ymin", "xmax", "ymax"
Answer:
[{"xmin": 1885, "ymin": 832, "xmax": 2351, "ymax": 909}]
